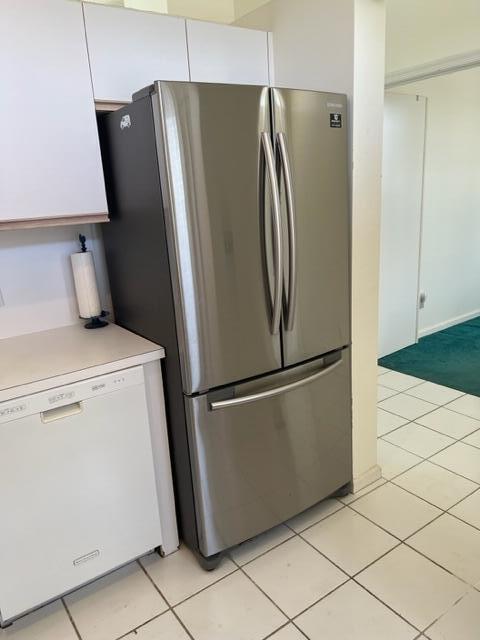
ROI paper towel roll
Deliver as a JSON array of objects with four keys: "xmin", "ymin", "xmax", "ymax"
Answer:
[{"xmin": 71, "ymin": 251, "xmax": 102, "ymax": 319}]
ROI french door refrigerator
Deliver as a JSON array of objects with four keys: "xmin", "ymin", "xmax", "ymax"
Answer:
[{"xmin": 99, "ymin": 81, "xmax": 351, "ymax": 568}]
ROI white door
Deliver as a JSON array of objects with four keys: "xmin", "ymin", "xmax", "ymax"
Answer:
[
  {"xmin": 0, "ymin": 0, "xmax": 107, "ymax": 224},
  {"xmin": 83, "ymin": 3, "xmax": 189, "ymax": 103},
  {"xmin": 186, "ymin": 20, "xmax": 269, "ymax": 85},
  {"xmin": 378, "ymin": 92, "xmax": 426, "ymax": 357}
]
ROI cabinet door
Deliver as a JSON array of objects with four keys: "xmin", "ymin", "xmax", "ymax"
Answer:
[
  {"xmin": 83, "ymin": 4, "xmax": 189, "ymax": 103},
  {"xmin": 0, "ymin": 0, "xmax": 107, "ymax": 225},
  {"xmin": 186, "ymin": 20, "xmax": 269, "ymax": 85}
]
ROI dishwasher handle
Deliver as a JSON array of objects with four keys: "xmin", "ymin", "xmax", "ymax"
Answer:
[{"xmin": 41, "ymin": 402, "xmax": 82, "ymax": 423}]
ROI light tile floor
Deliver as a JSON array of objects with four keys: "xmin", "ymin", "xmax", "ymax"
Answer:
[{"xmin": 3, "ymin": 369, "xmax": 480, "ymax": 640}]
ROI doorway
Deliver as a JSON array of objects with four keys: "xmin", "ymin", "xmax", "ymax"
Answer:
[
  {"xmin": 378, "ymin": 92, "xmax": 426, "ymax": 358},
  {"xmin": 378, "ymin": 66, "xmax": 480, "ymax": 396}
]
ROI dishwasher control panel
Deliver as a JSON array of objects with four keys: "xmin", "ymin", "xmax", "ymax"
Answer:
[{"xmin": 0, "ymin": 366, "xmax": 145, "ymax": 425}]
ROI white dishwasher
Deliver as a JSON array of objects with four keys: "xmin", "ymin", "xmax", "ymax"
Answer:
[{"xmin": 0, "ymin": 365, "xmax": 162, "ymax": 624}]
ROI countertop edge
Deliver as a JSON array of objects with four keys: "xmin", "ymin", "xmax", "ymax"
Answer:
[{"xmin": 0, "ymin": 349, "xmax": 164, "ymax": 403}]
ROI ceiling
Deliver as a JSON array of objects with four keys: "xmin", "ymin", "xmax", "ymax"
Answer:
[
  {"xmin": 385, "ymin": 0, "xmax": 480, "ymax": 72},
  {"xmin": 85, "ymin": 0, "xmax": 270, "ymax": 23}
]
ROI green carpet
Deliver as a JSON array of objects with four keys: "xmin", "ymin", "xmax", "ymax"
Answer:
[{"xmin": 379, "ymin": 316, "xmax": 480, "ymax": 397}]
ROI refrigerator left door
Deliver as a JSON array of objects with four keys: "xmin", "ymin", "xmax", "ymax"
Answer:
[{"xmin": 152, "ymin": 82, "xmax": 282, "ymax": 394}]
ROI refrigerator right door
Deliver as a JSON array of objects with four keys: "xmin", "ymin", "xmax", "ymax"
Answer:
[{"xmin": 272, "ymin": 88, "xmax": 351, "ymax": 366}]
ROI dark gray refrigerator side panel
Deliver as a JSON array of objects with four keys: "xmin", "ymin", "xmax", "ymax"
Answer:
[
  {"xmin": 185, "ymin": 348, "xmax": 352, "ymax": 557},
  {"xmin": 272, "ymin": 89, "xmax": 351, "ymax": 366},
  {"xmin": 152, "ymin": 82, "xmax": 282, "ymax": 395},
  {"xmin": 97, "ymin": 99, "xmax": 199, "ymax": 551}
]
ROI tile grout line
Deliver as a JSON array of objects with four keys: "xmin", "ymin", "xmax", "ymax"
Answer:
[
  {"xmin": 355, "ymin": 472, "xmax": 480, "ymax": 572},
  {"xmin": 375, "ymin": 381, "xmax": 468, "ymax": 423},
  {"xmin": 421, "ymin": 590, "xmax": 468, "ymax": 639},
  {"xmin": 135, "ymin": 559, "xmax": 196, "ymax": 640},
  {"xmin": 299, "ymin": 512, "xmax": 472, "ymax": 637},
  {"xmin": 379, "ymin": 385, "xmax": 480, "ymax": 427},
  {"xmin": 227, "ymin": 526, "xmax": 385, "ymax": 639},
  {"xmin": 377, "ymin": 388, "xmax": 404, "ymax": 402},
  {"xmin": 385, "ymin": 448, "xmax": 478, "ymax": 487},
  {"xmin": 284, "ymin": 518, "xmax": 428, "ymax": 634},
  {"xmin": 381, "ymin": 417, "xmax": 480, "ymax": 453},
  {"xmin": 262, "ymin": 620, "xmax": 308, "ymax": 640},
  {"xmin": 61, "ymin": 598, "xmax": 82, "ymax": 640},
  {"xmin": 379, "ymin": 426, "xmax": 480, "ymax": 486},
  {"xmin": 379, "ymin": 434, "xmax": 459, "ymax": 468},
  {"xmin": 390, "ymin": 475, "xmax": 480, "ymax": 515},
  {"xmin": 458, "ymin": 432, "xmax": 480, "ymax": 448},
  {"xmin": 363, "ymin": 439, "xmax": 480, "ymax": 596},
  {"xmin": 297, "ymin": 534, "xmax": 422, "ymax": 634},
  {"xmin": 402, "ymin": 388, "xmax": 465, "ymax": 402},
  {"xmin": 381, "ymin": 418, "xmax": 461, "ymax": 442},
  {"xmin": 125, "ymin": 498, "xmax": 351, "ymax": 638}
]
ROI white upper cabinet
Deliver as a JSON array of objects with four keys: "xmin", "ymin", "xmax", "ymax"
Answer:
[
  {"xmin": 186, "ymin": 20, "xmax": 269, "ymax": 85},
  {"xmin": 0, "ymin": 0, "xmax": 108, "ymax": 227},
  {"xmin": 83, "ymin": 3, "xmax": 189, "ymax": 103}
]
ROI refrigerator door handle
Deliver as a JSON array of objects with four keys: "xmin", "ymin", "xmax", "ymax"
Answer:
[
  {"xmin": 260, "ymin": 131, "xmax": 283, "ymax": 335},
  {"xmin": 277, "ymin": 132, "xmax": 297, "ymax": 331},
  {"xmin": 209, "ymin": 356, "xmax": 342, "ymax": 410}
]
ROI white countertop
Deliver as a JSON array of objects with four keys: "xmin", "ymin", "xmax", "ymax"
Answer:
[{"xmin": 0, "ymin": 323, "xmax": 165, "ymax": 402}]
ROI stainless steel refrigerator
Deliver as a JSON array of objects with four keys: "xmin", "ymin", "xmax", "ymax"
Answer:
[{"xmin": 99, "ymin": 81, "xmax": 351, "ymax": 568}]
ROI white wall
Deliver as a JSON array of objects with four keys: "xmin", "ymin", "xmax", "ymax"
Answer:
[
  {"xmin": 234, "ymin": 0, "xmax": 270, "ymax": 21},
  {"xmin": 0, "ymin": 224, "xmax": 111, "ymax": 340},
  {"xmin": 396, "ymin": 67, "xmax": 480, "ymax": 336},
  {"xmin": 385, "ymin": 0, "xmax": 480, "ymax": 72},
  {"xmin": 235, "ymin": 0, "xmax": 354, "ymax": 94},
  {"xmin": 350, "ymin": 0, "xmax": 385, "ymax": 487},
  {"xmin": 85, "ymin": 0, "xmax": 236, "ymax": 22},
  {"xmin": 235, "ymin": 0, "xmax": 386, "ymax": 490},
  {"xmin": 124, "ymin": 0, "xmax": 168, "ymax": 12}
]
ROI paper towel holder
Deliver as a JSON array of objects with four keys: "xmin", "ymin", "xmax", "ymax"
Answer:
[
  {"xmin": 85, "ymin": 310, "xmax": 109, "ymax": 330},
  {"xmin": 74, "ymin": 235, "xmax": 109, "ymax": 330}
]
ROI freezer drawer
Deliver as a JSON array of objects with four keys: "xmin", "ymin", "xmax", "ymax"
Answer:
[
  {"xmin": 0, "ymin": 367, "xmax": 161, "ymax": 624},
  {"xmin": 185, "ymin": 348, "xmax": 352, "ymax": 557}
]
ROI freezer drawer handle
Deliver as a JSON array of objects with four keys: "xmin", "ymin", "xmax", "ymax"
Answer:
[
  {"xmin": 209, "ymin": 357, "xmax": 342, "ymax": 410},
  {"xmin": 260, "ymin": 131, "xmax": 283, "ymax": 335},
  {"xmin": 41, "ymin": 402, "xmax": 82, "ymax": 423},
  {"xmin": 276, "ymin": 132, "xmax": 297, "ymax": 332}
]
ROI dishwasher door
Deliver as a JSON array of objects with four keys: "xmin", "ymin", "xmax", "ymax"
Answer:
[{"xmin": 0, "ymin": 366, "xmax": 161, "ymax": 624}]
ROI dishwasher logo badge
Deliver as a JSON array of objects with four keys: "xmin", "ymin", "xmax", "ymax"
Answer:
[
  {"xmin": 48, "ymin": 391, "xmax": 75, "ymax": 405},
  {"xmin": 0, "ymin": 403, "xmax": 26, "ymax": 418},
  {"xmin": 120, "ymin": 114, "xmax": 132, "ymax": 130}
]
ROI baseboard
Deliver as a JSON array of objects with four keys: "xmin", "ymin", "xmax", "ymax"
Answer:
[
  {"xmin": 418, "ymin": 308, "xmax": 480, "ymax": 338},
  {"xmin": 352, "ymin": 464, "xmax": 382, "ymax": 493}
]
